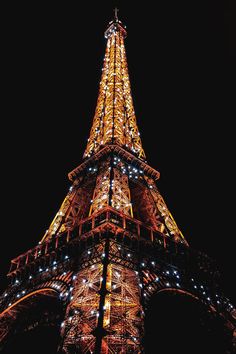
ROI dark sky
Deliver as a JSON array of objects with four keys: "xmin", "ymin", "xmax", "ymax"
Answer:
[{"xmin": 1, "ymin": 0, "xmax": 235, "ymax": 307}]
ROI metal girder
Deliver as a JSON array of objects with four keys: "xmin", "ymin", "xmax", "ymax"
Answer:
[
  {"xmin": 61, "ymin": 241, "xmax": 143, "ymax": 354},
  {"xmin": 83, "ymin": 21, "xmax": 145, "ymax": 160}
]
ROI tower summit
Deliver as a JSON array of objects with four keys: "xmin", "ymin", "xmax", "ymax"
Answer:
[
  {"xmin": 0, "ymin": 12, "xmax": 235, "ymax": 354},
  {"xmin": 83, "ymin": 9, "xmax": 145, "ymax": 160}
]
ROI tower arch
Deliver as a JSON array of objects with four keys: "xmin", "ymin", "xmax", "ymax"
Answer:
[
  {"xmin": 0, "ymin": 287, "xmax": 65, "ymax": 352},
  {"xmin": 144, "ymin": 288, "xmax": 233, "ymax": 353}
]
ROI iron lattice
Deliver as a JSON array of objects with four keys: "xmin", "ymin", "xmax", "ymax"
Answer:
[{"xmin": 0, "ymin": 12, "xmax": 235, "ymax": 354}]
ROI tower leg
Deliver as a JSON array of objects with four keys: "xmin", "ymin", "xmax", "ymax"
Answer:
[{"xmin": 60, "ymin": 240, "xmax": 144, "ymax": 353}]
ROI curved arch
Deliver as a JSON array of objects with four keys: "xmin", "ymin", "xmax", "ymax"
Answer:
[
  {"xmin": 157, "ymin": 287, "xmax": 199, "ymax": 300},
  {"xmin": 155, "ymin": 287, "xmax": 217, "ymax": 313},
  {"xmin": 144, "ymin": 287, "xmax": 233, "ymax": 354},
  {"xmin": 0, "ymin": 288, "xmax": 59, "ymax": 317},
  {"xmin": 0, "ymin": 286, "xmax": 65, "ymax": 352}
]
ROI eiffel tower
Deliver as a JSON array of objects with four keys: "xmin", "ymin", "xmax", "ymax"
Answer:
[{"xmin": 0, "ymin": 10, "xmax": 235, "ymax": 354}]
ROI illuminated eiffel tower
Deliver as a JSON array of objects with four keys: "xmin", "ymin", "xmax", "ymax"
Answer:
[{"xmin": 0, "ymin": 10, "xmax": 235, "ymax": 354}]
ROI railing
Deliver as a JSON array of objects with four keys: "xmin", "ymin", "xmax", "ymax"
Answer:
[
  {"xmin": 8, "ymin": 208, "xmax": 165, "ymax": 275},
  {"xmin": 8, "ymin": 207, "xmax": 218, "ymax": 283}
]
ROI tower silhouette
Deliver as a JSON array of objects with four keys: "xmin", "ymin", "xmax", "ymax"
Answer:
[{"xmin": 0, "ymin": 11, "xmax": 235, "ymax": 354}]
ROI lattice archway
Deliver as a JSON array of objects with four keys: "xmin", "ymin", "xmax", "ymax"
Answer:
[
  {"xmin": 144, "ymin": 288, "xmax": 232, "ymax": 354},
  {"xmin": 0, "ymin": 287, "xmax": 65, "ymax": 353}
]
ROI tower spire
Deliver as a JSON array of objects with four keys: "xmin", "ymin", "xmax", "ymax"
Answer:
[
  {"xmin": 114, "ymin": 7, "xmax": 119, "ymax": 22},
  {"xmin": 83, "ymin": 13, "xmax": 146, "ymax": 160}
]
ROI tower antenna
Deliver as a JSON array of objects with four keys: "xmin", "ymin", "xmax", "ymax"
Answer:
[{"xmin": 114, "ymin": 7, "xmax": 119, "ymax": 21}]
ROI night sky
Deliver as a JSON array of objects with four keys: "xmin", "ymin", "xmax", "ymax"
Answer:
[{"xmin": 1, "ymin": 0, "xmax": 235, "ymax": 309}]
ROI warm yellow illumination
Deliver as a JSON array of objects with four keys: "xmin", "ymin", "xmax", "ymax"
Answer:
[{"xmin": 84, "ymin": 23, "xmax": 145, "ymax": 160}]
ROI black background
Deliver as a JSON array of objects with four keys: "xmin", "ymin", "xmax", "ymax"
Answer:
[{"xmin": 0, "ymin": 0, "xmax": 235, "ymax": 315}]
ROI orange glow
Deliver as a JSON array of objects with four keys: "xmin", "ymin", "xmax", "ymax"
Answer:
[{"xmin": 0, "ymin": 288, "xmax": 58, "ymax": 317}]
